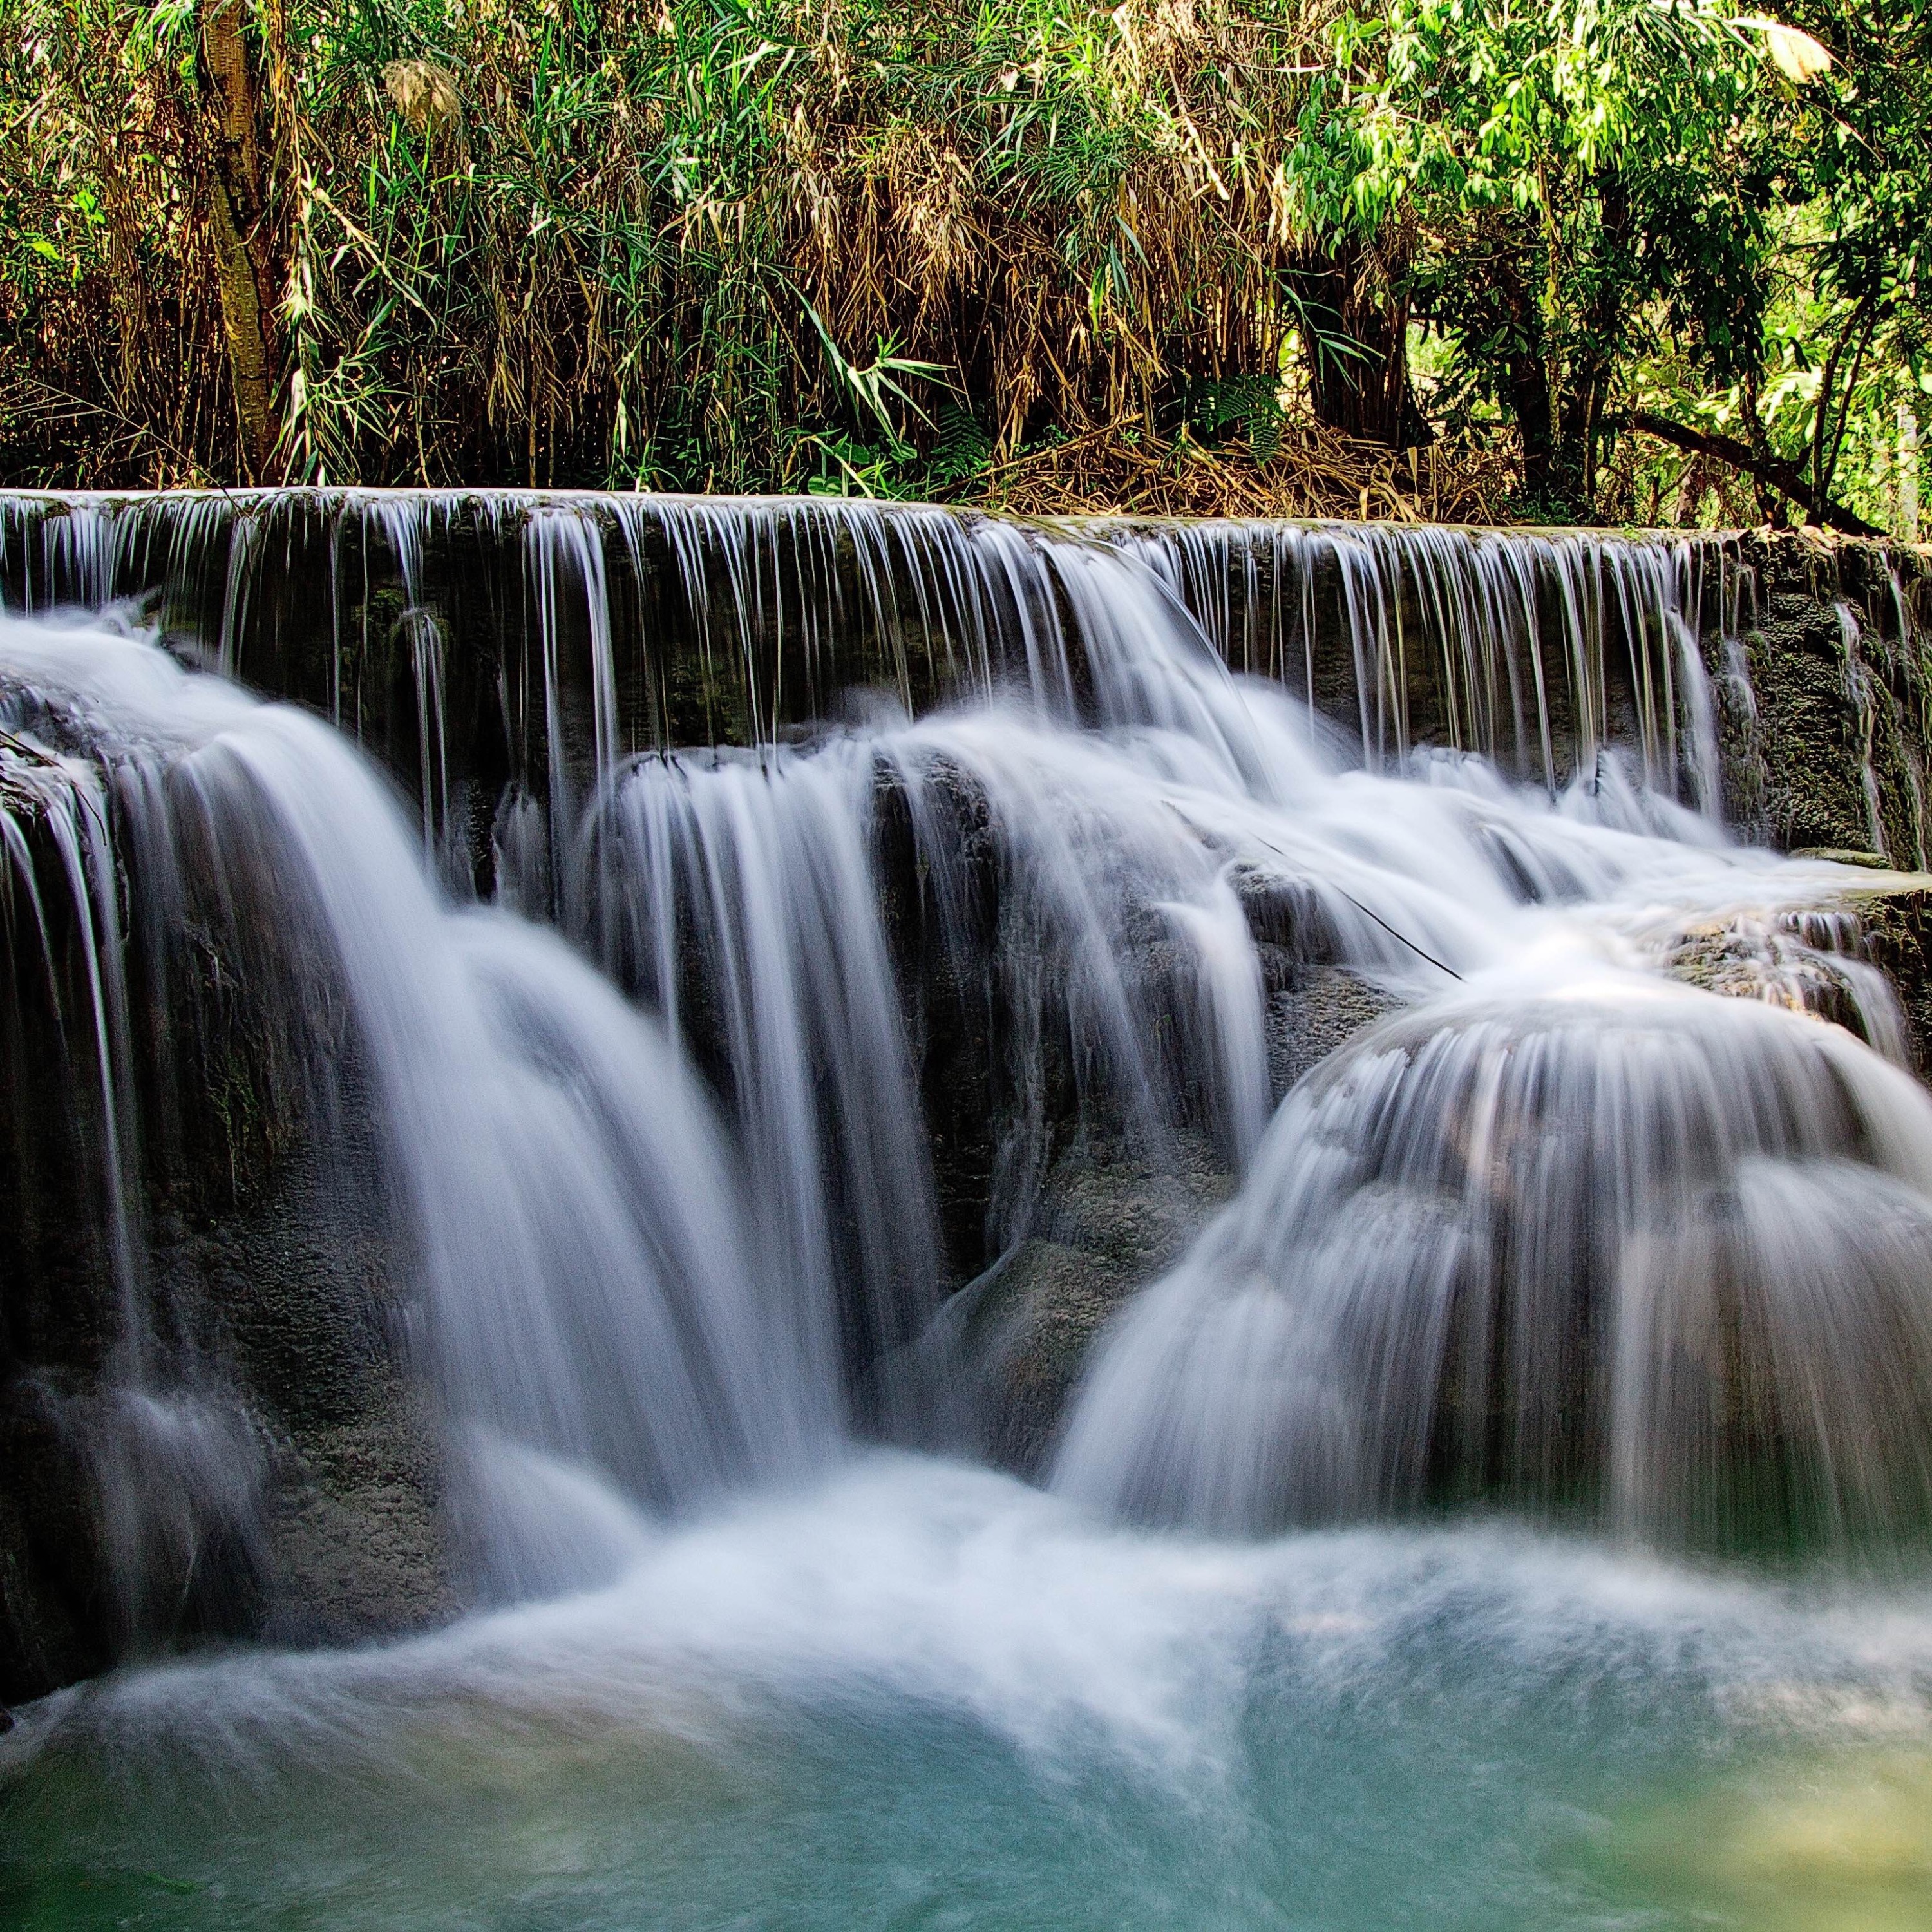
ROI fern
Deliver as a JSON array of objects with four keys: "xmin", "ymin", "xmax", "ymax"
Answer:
[
  {"xmin": 1186, "ymin": 375, "xmax": 1287, "ymax": 461},
  {"xmin": 927, "ymin": 399, "xmax": 993, "ymax": 485}
]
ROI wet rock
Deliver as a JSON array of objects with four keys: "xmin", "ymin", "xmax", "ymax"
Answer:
[
  {"xmin": 0, "ymin": 1403, "xmax": 104, "ymax": 1701},
  {"xmin": 1663, "ymin": 873, "xmax": 1932, "ymax": 1079},
  {"xmin": 964, "ymin": 1135, "xmax": 1236, "ymax": 1478},
  {"xmin": 0, "ymin": 1182, "xmax": 456, "ymax": 1703},
  {"xmin": 1230, "ymin": 865, "xmax": 1342, "ymax": 961},
  {"xmin": 966, "ymin": 971, "xmax": 1414, "ymax": 1477},
  {"xmin": 260, "ymin": 1385, "xmax": 457, "ymax": 1647},
  {"xmin": 0, "ymin": 841, "xmax": 455, "ymax": 1701},
  {"xmin": 1837, "ymin": 873, "xmax": 1932, "ymax": 1075},
  {"xmin": 1712, "ymin": 533, "xmax": 1932, "ymax": 863},
  {"xmin": 1791, "ymin": 847, "xmax": 1889, "ymax": 868},
  {"xmin": 1266, "ymin": 966, "xmax": 1410, "ymax": 1098},
  {"xmin": 1665, "ymin": 913, "xmax": 1877, "ymax": 1036}
]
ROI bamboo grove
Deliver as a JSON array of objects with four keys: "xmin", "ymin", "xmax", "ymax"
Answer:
[{"xmin": 3, "ymin": 0, "xmax": 1929, "ymax": 526}]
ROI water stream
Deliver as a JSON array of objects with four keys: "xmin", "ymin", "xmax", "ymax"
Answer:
[{"xmin": 2, "ymin": 497, "xmax": 1931, "ymax": 1928}]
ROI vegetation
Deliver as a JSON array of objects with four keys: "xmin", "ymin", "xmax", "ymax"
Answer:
[{"xmin": 1, "ymin": 0, "xmax": 1927, "ymax": 528}]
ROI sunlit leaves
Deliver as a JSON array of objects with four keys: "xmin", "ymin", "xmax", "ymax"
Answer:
[{"xmin": 1730, "ymin": 14, "xmax": 1832, "ymax": 80}]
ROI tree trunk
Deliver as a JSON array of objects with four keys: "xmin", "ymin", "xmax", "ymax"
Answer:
[
  {"xmin": 1287, "ymin": 242, "xmax": 1432, "ymax": 450},
  {"xmin": 1508, "ymin": 347, "xmax": 1558, "ymax": 501},
  {"xmin": 198, "ymin": 0, "xmax": 279, "ymax": 482},
  {"xmin": 1629, "ymin": 412, "xmax": 1880, "ymax": 536},
  {"xmin": 1556, "ymin": 173, "xmax": 1629, "ymax": 511},
  {"xmin": 1484, "ymin": 251, "xmax": 1559, "ymax": 502}
]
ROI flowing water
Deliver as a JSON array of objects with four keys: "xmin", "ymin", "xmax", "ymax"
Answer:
[{"xmin": 2, "ymin": 497, "xmax": 1931, "ymax": 1929}]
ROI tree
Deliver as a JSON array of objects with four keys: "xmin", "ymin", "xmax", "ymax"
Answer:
[
  {"xmin": 1777, "ymin": 0, "xmax": 1932, "ymax": 525},
  {"xmin": 2, "ymin": 0, "xmax": 1927, "ymax": 522},
  {"xmin": 1316, "ymin": 0, "xmax": 1792, "ymax": 513},
  {"xmin": 198, "ymin": 0, "xmax": 281, "ymax": 481},
  {"xmin": 1285, "ymin": 234, "xmax": 1434, "ymax": 448}
]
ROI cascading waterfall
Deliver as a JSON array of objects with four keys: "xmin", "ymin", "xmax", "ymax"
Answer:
[
  {"xmin": 586, "ymin": 743, "xmax": 942, "ymax": 1406},
  {"xmin": 3, "ymin": 490, "xmax": 1924, "ymax": 1571},
  {"xmin": 0, "ymin": 489, "xmax": 1748, "ymax": 800},
  {"xmin": 10, "ymin": 492, "xmax": 1932, "ymax": 1930},
  {"xmin": 0, "ymin": 614, "xmax": 832, "ymax": 1616},
  {"xmin": 1053, "ymin": 976, "xmax": 1932, "ymax": 1546},
  {"xmin": 1121, "ymin": 518, "xmax": 1728, "ymax": 804}
]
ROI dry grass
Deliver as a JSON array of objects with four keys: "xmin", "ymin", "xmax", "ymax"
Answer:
[
  {"xmin": 985, "ymin": 426, "xmax": 1523, "ymax": 522},
  {"xmin": 2, "ymin": 0, "xmax": 1381, "ymax": 497},
  {"xmin": 0, "ymin": 0, "xmax": 1683, "ymax": 527}
]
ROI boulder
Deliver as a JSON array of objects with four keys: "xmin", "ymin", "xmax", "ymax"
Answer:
[
  {"xmin": 963, "ymin": 968, "xmax": 1412, "ymax": 1475},
  {"xmin": 960, "ymin": 1135, "xmax": 1236, "ymax": 1477}
]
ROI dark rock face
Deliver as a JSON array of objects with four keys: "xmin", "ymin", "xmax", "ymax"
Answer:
[
  {"xmin": 142, "ymin": 1151, "xmax": 458, "ymax": 1656},
  {"xmin": 961, "ymin": 1136, "xmax": 1238, "ymax": 1478},
  {"xmin": 0, "ymin": 1182, "xmax": 455, "ymax": 1705},
  {"xmin": 261, "ymin": 1386, "xmax": 453, "ymax": 1649},
  {"xmin": 0, "ymin": 774, "xmax": 455, "ymax": 1707},
  {"xmin": 0, "ymin": 1410, "xmax": 97, "ymax": 1703},
  {"xmin": 1267, "ymin": 967, "xmax": 1410, "ymax": 1097},
  {"xmin": 0, "ymin": 1172, "xmax": 457, "ymax": 1705},
  {"xmin": 1713, "ymin": 533, "xmax": 1932, "ymax": 865},
  {"xmin": 0, "ymin": 1179, "xmax": 455, "ymax": 1703},
  {"xmin": 1839, "ymin": 876, "xmax": 1932, "ymax": 1075}
]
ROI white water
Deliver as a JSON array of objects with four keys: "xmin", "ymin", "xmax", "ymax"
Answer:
[
  {"xmin": 3, "ymin": 509, "xmax": 1932, "ymax": 1924},
  {"xmin": 0, "ymin": 614, "xmax": 828, "ymax": 1602},
  {"xmin": 0, "ymin": 489, "xmax": 1752, "ymax": 799},
  {"xmin": 13, "ymin": 1459, "xmax": 1932, "ymax": 1929},
  {"xmin": 1054, "ymin": 977, "xmax": 1932, "ymax": 1543}
]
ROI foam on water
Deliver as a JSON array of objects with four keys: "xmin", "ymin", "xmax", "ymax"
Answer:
[
  {"xmin": 10, "ymin": 1460, "xmax": 1932, "ymax": 1929},
  {"xmin": 10, "ymin": 1455, "xmax": 1932, "ymax": 1773}
]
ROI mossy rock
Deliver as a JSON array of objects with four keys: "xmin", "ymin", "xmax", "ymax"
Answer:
[
  {"xmin": 965, "ymin": 1138, "xmax": 1235, "ymax": 1478},
  {"xmin": 1839, "ymin": 873, "xmax": 1932, "ymax": 1073}
]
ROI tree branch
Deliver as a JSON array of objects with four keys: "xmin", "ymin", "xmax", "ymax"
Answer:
[
  {"xmin": 1627, "ymin": 411, "xmax": 1881, "ymax": 538},
  {"xmin": 1821, "ymin": 310, "xmax": 1877, "ymax": 507}
]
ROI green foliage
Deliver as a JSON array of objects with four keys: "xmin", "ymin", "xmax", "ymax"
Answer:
[
  {"xmin": 0, "ymin": 0, "xmax": 1926, "ymax": 529},
  {"xmin": 1186, "ymin": 373, "xmax": 1289, "ymax": 459},
  {"xmin": 1311, "ymin": 0, "xmax": 1785, "ymax": 507}
]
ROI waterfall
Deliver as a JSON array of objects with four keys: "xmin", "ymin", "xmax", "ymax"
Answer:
[
  {"xmin": 11, "ymin": 494, "xmax": 1932, "ymax": 1932},
  {"xmin": 1120, "ymin": 518, "xmax": 1726, "ymax": 805},
  {"xmin": 0, "ymin": 490, "xmax": 1739, "ymax": 817},
  {"xmin": 1052, "ymin": 976, "xmax": 1932, "ymax": 1548},
  {"xmin": 2, "ymin": 488, "xmax": 1931, "ymax": 1694},
  {"xmin": 0, "ymin": 613, "xmax": 831, "ymax": 1620},
  {"xmin": 585, "ymin": 741, "xmax": 942, "ymax": 1412}
]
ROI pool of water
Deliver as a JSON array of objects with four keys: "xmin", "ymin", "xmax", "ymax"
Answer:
[{"xmin": 6, "ymin": 1455, "xmax": 1932, "ymax": 1930}]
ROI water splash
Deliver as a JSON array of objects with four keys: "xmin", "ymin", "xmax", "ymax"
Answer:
[
  {"xmin": 1055, "ymin": 972, "xmax": 1932, "ymax": 1549},
  {"xmin": 0, "ymin": 614, "xmax": 838, "ymax": 1609}
]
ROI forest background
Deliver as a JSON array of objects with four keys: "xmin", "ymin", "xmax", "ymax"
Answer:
[{"xmin": 2, "ymin": 0, "xmax": 1927, "ymax": 530}]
